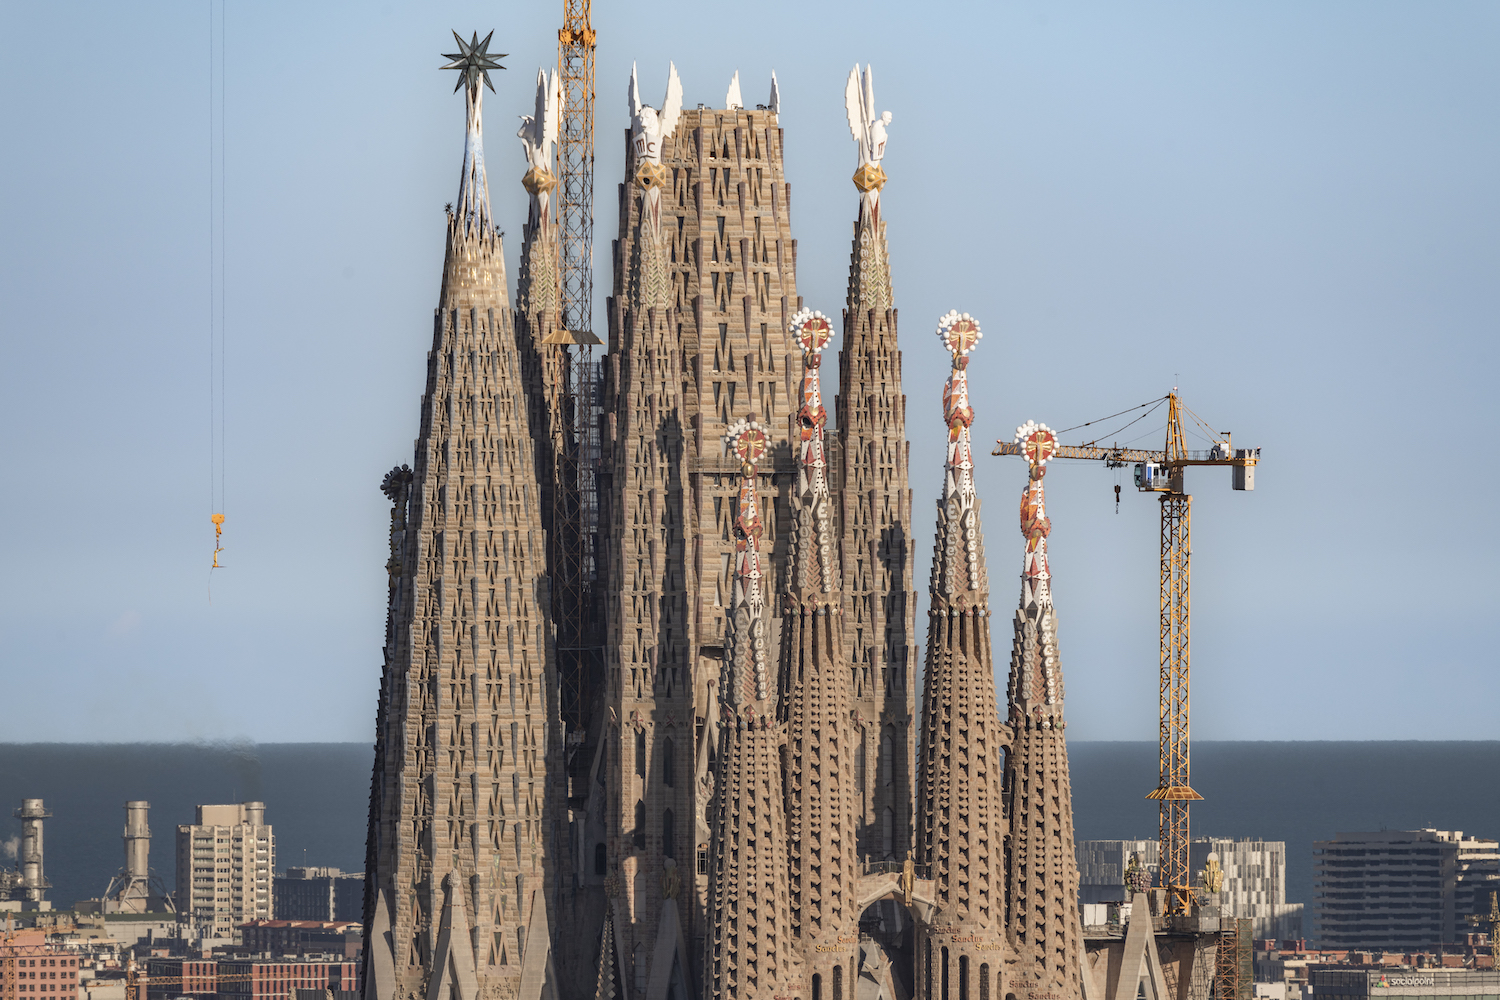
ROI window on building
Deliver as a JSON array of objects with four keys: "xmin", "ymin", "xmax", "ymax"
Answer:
[
  {"xmin": 635, "ymin": 730, "xmax": 646, "ymax": 778},
  {"xmin": 663, "ymin": 810, "xmax": 675, "ymax": 859},
  {"xmin": 633, "ymin": 800, "xmax": 646, "ymax": 850},
  {"xmin": 662, "ymin": 738, "xmax": 674, "ymax": 787},
  {"xmin": 595, "ymin": 843, "xmax": 607, "ymax": 875}
]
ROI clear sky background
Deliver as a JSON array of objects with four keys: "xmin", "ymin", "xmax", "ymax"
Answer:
[{"xmin": 0, "ymin": 1, "xmax": 1495, "ymax": 743}]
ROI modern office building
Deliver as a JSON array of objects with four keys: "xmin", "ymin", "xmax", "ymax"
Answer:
[
  {"xmin": 1192, "ymin": 838, "xmax": 1304, "ymax": 940},
  {"xmin": 271, "ymin": 868, "xmax": 362, "ymax": 922},
  {"xmin": 238, "ymin": 921, "xmax": 361, "ymax": 959},
  {"xmin": 1311, "ymin": 968, "xmax": 1500, "ymax": 1000},
  {"xmin": 1314, "ymin": 830, "xmax": 1500, "ymax": 949},
  {"xmin": 173, "ymin": 803, "xmax": 274, "ymax": 940}
]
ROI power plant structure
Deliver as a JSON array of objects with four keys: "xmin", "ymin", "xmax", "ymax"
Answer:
[
  {"xmin": 0, "ymin": 799, "xmax": 51, "ymax": 911},
  {"xmin": 362, "ymin": 15, "xmax": 1260, "ymax": 1000},
  {"xmin": 101, "ymin": 801, "xmax": 174, "ymax": 914}
]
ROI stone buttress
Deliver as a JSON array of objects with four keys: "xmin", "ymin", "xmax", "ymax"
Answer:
[
  {"xmin": 1003, "ymin": 420, "xmax": 1084, "ymax": 998},
  {"xmin": 592, "ymin": 67, "xmax": 800, "ymax": 999},
  {"xmin": 780, "ymin": 311, "xmax": 861, "ymax": 999},
  {"xmin": 365, "ymin": 54, "xmax": 564, "ymax": 1000},
  {"xmin": 915, "ymin": 315, "xmax": 1011, "ymax": 1000},
  {"xmin": 834, "ymin": 75, "xmax": 916, "ymax": 866},
  {"xmin": 704, "ymin": 418, "xmax": 796, "ymax": 1000}
]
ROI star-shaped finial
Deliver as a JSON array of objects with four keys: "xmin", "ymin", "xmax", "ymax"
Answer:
[{"xmin": 440, "ymin": 30, "xmax": 506, "ymax": 94}]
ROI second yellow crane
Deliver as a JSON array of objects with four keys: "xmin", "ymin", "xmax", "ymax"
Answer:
[{"xmin": 994, "ymin": 391, "xmax": 1260, "ymax": 914}]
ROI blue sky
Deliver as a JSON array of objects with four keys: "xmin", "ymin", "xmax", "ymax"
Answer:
[{"xmin": 0, "ymin": 1, "xmax": 1495, "ymax": 742}]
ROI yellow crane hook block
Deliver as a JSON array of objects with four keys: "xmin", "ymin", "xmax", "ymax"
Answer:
[{"xmin": 211, "ymin": 513, "xmax": 226, "ymax": 569}]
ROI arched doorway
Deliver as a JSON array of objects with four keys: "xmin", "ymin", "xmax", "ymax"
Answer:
[{"xmin": 857, "ymin": 898, "xmax": 915, "ymax": 999}]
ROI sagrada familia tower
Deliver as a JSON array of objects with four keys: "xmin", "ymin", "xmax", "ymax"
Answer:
[{"xmin": 363, "ymin": 37, "xmax": 1086, "ymax": 1000}]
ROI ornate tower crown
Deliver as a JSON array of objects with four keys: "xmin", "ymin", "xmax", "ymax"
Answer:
[
  {"xmin": 788, "ymin": 309, "xmax": 837, "ymax": 599},
  {"xmin": 441, "ymin": 31, "xmax": 506, "ymax": 238},
  {"xmin": 723, "ymin": 416, "xmax": 772, "ymax": 709}
]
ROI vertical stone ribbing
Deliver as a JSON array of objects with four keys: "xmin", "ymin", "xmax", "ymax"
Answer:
[
  {"xmin": 836, "ymin": 191, "xmax": 916, "ymax": 865},
  {"xmin": 1003, "ymin": 425, "xmax": 1083, "ymax": 999},
  {"xmin": 706, "ymin": 420, "xmax": 794, "ymax": 1000},
  {"xmin": 600, "ymin": 89, "xmax": 801, "ymax": 997},
  {"xmin": 915, "ymin": 322, "xmax": 1010, "ymax": 1000},
  {"xmin": 366, "ymin": 70, "xmax": 562, "ymax": 1000},
  {"xmin": 781, "ymin": 313, "xmax": 860, "ymax": 994}
]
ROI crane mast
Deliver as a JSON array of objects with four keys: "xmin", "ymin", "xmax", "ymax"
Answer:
[
  {"xmin": 557, "ymin": 0, "xmax": 595, "ymax": 337},
  {"xmin": 554, "ymin": 0, "xmax": 599, "ymax": 731},
  {"xmin": 994, "ymin": 392, "xmax": 1260, "ymax": 915}
]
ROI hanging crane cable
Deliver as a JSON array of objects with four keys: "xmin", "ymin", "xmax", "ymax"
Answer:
[{"xmin": 208, "ymin": 0, "xmax": 227, "ymax": 582}]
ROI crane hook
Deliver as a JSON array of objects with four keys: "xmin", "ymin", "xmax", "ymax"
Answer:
[{"xmin": 1114, "ymin": 484, "xmax": 1121, "ymax": 514}]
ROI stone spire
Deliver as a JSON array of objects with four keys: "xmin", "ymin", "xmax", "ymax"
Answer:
[
  {"xmin": 834, "ymin": 64, "xmax": 916, "ymax": 863},
  {"xmin": 365, "ymin": 37, "xmax": 565, "ymax": 1000},
  {"xmin": 1003, "ymin": 419, "xmax": 1085, "ymax": 997},
  {"xmin": 916, "ymin": 313, "xmax": 1010, "ymax": 998},
  {"xmin": 704, "ymin": 417, "xmax": 796, "ymax": 1000},
  {"xmin": 781, "ymin": 310, "xmax": 862, "ymax": 996}
]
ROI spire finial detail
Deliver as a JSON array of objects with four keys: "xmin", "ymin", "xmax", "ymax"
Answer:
[
  {"xmin": 441, "ymin": 31, "xmax": 506, "ymax": 238},
  {"xmin": 936, "ymin": 311, "xmax": 984, "ymax": 595},
  {"xmin": 723, "ymin": 416, "xmax": 771, "ymax": 707},
  {"xmin": 1015, "ymin": 420, "xmax": 1058, "ymax": 606},
  {"xmin": 845, "ymin": 64, "xmax": 892, "ymax": 215},
  {"xmin": 790, "ymin": 309, "xmax": 838, "ymax": 598}
]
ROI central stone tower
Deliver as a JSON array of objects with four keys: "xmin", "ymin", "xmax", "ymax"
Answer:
[{"xmin": 590, "ymin": 65, "xmax": 802, "ymax": 997}]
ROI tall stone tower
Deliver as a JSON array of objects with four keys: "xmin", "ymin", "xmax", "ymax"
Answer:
[
  {"xmin": 704, "ymin": 417, "xmax": 796, "ymax": 1000},
  {"xmin": 364, "ymin": 34, "xmax": 564, "ymax": 1000},
  {"xmin": 1003, "ymin": 421, "xmax": 1085, "ymax": 998},
  {"xmin": 591, "ymin": 65, "xmax": 801, "ymax": 997},
  {"xmin": 779, "ymin": 312, "xmax": 861, "ymax": 995},
  {"xmin": 834, "ymin": 65, "xmax": 917, "ymax": 864},
  {"xmin": 916, "ymin": 316, "xmax": 1010, "ymax": 1000}
]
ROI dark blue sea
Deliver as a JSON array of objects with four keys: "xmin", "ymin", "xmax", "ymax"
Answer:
[{"xmin": 1, "ymin": 741, "xmax": 1496, "ymax": 912}]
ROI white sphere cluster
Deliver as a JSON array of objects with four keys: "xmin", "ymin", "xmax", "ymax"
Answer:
[
  {"xmin": 788, "ymin": 309, "xmax": 833, "ymax": 352},
  {"xmin": 936, "ymin": 310, "xmax": 983, "ymax": 355},
  {"xmin": 1014, "ymin": 420, "xmax": 1057, "ymax": 464}
]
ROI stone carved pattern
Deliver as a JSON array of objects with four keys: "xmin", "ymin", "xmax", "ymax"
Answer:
[
  {"xmin": 779, "ymin": 311, "xmax": 862, "ymax": 985},
  {"xmin": 836, "ymin": 178, "xmax": 915, "ymax": 866},
  {"xmin": 1002, "ymin": 426, "xmax": 1084, "ymax": 996},
  {"xmin": 706, "ymin": 441, "xmax": 794, "ymax": 997},
  {"xmin": 914, "ymin": 319, "xmax": 1011, "ymax": 994},
  {"xmin": 600, "ymin": 101, "xmax": 802, "ymax": 995},
  {"xmin": 369, "ymin": 192, "xmax": 563, "ymax": 1000}
]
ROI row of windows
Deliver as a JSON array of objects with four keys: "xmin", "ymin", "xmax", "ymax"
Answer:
[{"xmin": 8, "ymin": 960, "xmax": 75, "ymax": 969}]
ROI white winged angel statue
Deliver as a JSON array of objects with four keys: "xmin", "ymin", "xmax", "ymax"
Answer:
[
  {"xmin": 517, "ymin": 67, "xmax": 564, "ymax": 228},
  {"xmin": 629, "ymin": 61, "xmax": 683, "ymax": 235},
  {"xmin": 845, "ymin": 64, "xmax": 892, "ymax": 213}
]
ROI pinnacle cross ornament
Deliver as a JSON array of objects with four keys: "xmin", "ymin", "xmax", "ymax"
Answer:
[{"xmin": 441, "ymin": 30, "xmax": 506, "ymax": 94}]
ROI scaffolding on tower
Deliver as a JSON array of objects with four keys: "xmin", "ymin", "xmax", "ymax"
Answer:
[{"xmin": 554, "ymin": 0, "xmax": 601, "ymax": 734}]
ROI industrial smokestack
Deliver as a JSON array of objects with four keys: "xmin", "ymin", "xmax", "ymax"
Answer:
[
  {"xmin": 15, "ymin": 799, "xmax": 50, "ymax": 903},
  {"xmin": 124, "ymin": 801, "xmax": 150, "ymax": 880}
]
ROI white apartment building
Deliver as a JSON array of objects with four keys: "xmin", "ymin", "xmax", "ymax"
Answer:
[
  {"xmin": 174, "ymin": 803, "xmax": 274, "ymax": 939},
  {"xmin": 1191, "ymin": 837, "xmax": 1304, "ymax": 940},
  {"xmin": 1313, "ymin": 829, "xmax": 1500, "ymax": 949}
]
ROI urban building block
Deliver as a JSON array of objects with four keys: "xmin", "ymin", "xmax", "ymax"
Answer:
[{"xmin": 173, "ymin": 804, "xmax": 273, "ymax": 940}]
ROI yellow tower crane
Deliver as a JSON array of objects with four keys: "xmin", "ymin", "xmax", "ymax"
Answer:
[{"xmin": 994, "ymin": 391, "xmax": 1260, "ymax": 914}]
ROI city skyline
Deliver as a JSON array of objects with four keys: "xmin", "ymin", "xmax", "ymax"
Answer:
[{"xmin": 1, "ymin": 1, "xmax": 1497, "ymax": 743}]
